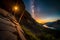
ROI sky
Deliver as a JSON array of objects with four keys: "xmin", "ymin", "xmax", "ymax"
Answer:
[{"xmin": 23, "ymin": 0, "xmax": 60, "ymax": 24}]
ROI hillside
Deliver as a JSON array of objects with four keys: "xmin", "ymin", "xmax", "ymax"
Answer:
[
  {"xmin": 16, "ymin": 0, "xmax": 60, "ymax": 40},
  {"xmin": 18, "ymin": 10, "xmax": 60, "ymax": 40},
  {"xmin": 2, "ymin": 0, "xmax": 60, "ymax": 40}
]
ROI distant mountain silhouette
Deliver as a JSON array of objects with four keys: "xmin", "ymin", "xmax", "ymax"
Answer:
[{"xmin": 45, "ymin": 20, "xmax": 60, "ymax": 30}]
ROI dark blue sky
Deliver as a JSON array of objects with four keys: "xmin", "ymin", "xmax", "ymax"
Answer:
[
  {"xmin": 23, "ymin": 0, "xmax": 60, "ymax": 23},
  {"xmin": 23, "ymin": 0, "xmax": 31, "ymax": 13}
]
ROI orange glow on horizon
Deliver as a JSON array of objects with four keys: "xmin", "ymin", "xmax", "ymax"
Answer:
[
  {"xmin": 36, "ymin": 19, "xmax": 46, "ymax": 24},
  {"xmin": 35, "ymin": 18, "xmax": 56, "ymax": 24}
]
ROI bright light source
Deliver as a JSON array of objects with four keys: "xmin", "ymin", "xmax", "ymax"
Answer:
[
  {"xmin": 12, "ymin": 5, "xmax": 19, "ymax": 12},
  {"xmin": 14, "ymin": 6, "xmax": 18, "ymax": 10}
]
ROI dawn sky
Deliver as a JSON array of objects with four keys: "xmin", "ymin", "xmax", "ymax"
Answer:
[{"xmin": 23, "ymin": 0, "xmax": 60, "ymax": 23}]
